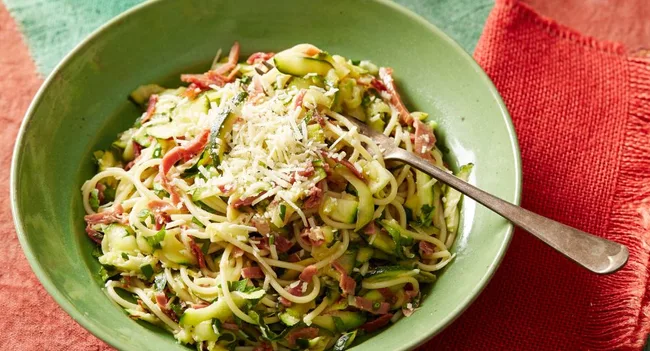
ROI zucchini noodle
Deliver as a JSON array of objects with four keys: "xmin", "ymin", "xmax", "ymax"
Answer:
[{"xmin": 83, "ymin": 43, "xmax": 471, "ymax": 351}]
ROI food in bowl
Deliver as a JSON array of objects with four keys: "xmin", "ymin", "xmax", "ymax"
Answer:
[{"xmin": 81, "ymin": 43, "xmax": 472, "ymax": 350}]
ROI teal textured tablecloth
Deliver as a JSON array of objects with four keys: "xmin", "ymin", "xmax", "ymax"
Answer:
[{"xmin": 2, "ymin": 0, "xmax": 493, "ymax": 76}]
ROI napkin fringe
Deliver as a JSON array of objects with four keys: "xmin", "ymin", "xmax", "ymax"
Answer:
[{"xmin": 582, "ymin": 57, "xmax": 650, "ymax": 350}]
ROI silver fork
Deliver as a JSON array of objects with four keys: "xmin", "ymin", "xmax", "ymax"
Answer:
[{"xmin": 345, "ymin": 117, "xmax": 629, "ymax": 274}]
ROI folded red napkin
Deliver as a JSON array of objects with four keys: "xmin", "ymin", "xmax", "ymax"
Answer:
[{"xmin": 421, "ymin": 0, "xmax": 650, "ymax": 350}]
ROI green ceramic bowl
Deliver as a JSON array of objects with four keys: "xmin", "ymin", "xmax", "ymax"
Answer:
[{"xmin": 11, "ymin": 0, "xmax": 521, "ymax": 350}]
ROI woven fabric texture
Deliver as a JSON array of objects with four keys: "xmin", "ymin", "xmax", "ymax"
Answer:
[{"xmin": 423, "ymin": 0, "xmax": 650, "ymax": 349}]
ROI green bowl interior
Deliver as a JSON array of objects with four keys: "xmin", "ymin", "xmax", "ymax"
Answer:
[{"xmin": 11, "ymin": 0, "xmax": 520, "ymax": 350}]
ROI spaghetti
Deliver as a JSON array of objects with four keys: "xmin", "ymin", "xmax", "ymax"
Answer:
[{"xmin": 82, "ymin": 43, "xmax": 472, "ymax": 351}]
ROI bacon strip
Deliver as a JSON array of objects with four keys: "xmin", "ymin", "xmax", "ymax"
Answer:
[
  {"xmin": 303, "ymin": 182, "xmax": 324, "ymax": 209},
  {"xmin": 294, "ymin": 89, "xmax": 307, "ymax": 109},
  {"xmin": 231, "ymin": 191, "xmax": 266, "ymax": 209},
  {"xmin": 379, "ymin": 67, "xmax": 413, "ymax": 126},
  {"xmin": 287, "ymin": 327, "xmax": 319, "ymax": 346},
  {"xmin": 413, "ymin": 120, "xmax": 436, "ymax": 160},
  {"xmin": 354, "ymin": 296, "xmax": 391, "ymax": 315},
  {"xmin": 378, "ymin": 288, "xmax": 397, "ymax": 305},
  {"xmin": 189, "ymin": 238, "xmax": 207, "ymax": 269},
  {"xmin": 242, "ymin": 266, "xmax": 265, "ymax": 279},
  {"xmin": 332, "ymin": 261, "xmax": 356, "ymax": 296},
  {"xmin": 362, "ymin": 221, "xmax": 378, "ymax": 236},
  {"xmin": 84, "ymin": 205, "xmax": 125, "ymax": 244},
  {"xmin": 300, "ymin": 226, "xmax": 325, "ymax": 247},
  {"xmin": 155, "ymin": 292, "xmax": 179, "ymax": 322},
  {"xmin": 141, "ymin": 94, "xmax": 158, "ymax": 123},
  {"xmin": 147, "ymin": 200, "xmax": 175, "ymax": 230},
  {"xmin": 359, "ymin": 313, "xmax": 393, "ymax": 332},
  {"xmin": 246, "ymin": 52, "xmax": 274, "ymax": 65},
  {"xmin": 159, "ymin": 129, "xmax": 210, "ymax": 204},
  {"xmin": 379, "ymin": 67, "xmax": 437, "ymax": 159},
  {"xmin": 370, "ymin": 78, "xmax": 388, "ymax": 92},
  {"xmin": 279, "ymin": 282, "xmax": 304, "ymax": 307},
  {"xmin": 180, "ymin": 71, "xmax": 229, "ymax": 90},
  {"xmin": 251, "ymin": 216, "xmax": 271, "ymax": 235},
  {"xmin": 419, "ymin": 241, "xmax": 435, "ymax": 256},
  {"xmin": 181, "ymin": 42, "xmax": 241, "ymax": 97},
  {"xmin": 320, "ymin": 151, "xmax": 366, "ymax": 181},
  {"xmin": 299, "ymin": 264, "xmax": 318, "ymax": 282},
  {"xmin": 257, "ymin": 234, "xmax": 294, "ymax": 253}
]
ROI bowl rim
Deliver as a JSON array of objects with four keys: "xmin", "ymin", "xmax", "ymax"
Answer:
[{"xmin": 10, "ymin": 0, "xmax": 522, "ymax": 349}]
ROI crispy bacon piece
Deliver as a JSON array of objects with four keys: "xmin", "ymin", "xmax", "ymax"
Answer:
[
  {"xmin": 181, "ymin": 42, "xmax": 241, "ymax": 97},
  {"xmin": 141, "ymin": 94, "xmax": 159, "ymax": 123},
  {"xmin": 298, "ymin": 163, "xmax": 315, "ymax": 177},
  {"xmin": 95, "ymin": 183, "xmax": 106, "ymax": 204},
  {"xmin": 287, "ymin": 253, "xmax": 302, "ymax": 263},
  {"xmin": 251, "ymin": 216, "xmax": 271, "ymax": 235},
  {"xmin": 419, "ymin": 241, "xmax": 436, "ymax": 256},
  {"xmin": 258, "ymin": 234, "xmax": 294, "ymax": 253},
  {"xmin": 379, "ymin": 67, "xmax": 413, "ymax": 126},
  {"xmin": 362, "ymin": 221, "xmax": 378, "ymax": 236},
  {"xmin": 84, "ymin": 204, "xmax": 125, "ymax": 225},
  {"xmin": 159, "ymin": 129, "xmax": 210, "ymax": 204},
  {"xmin": 354, "ymin": 296, "xmax": 390, "ymax": 315},
  {"xmin": 287, "ymin": 327, "xmax": 319, "ymax": 346},
  {"xmin": 279, "ymin": 282, "xmax": 304, "ymax": 307},
  {"xmin": 300, "ymin": 226, "xmax": 325, "ymax": 247},
  {"xmin": 294, "ymin": 89, "xmax": 307, "ymax": 109},
  {"xmin": 359, "ymin": 313, "xmax": 393, "ymax": 332},
  {"xmin": 370, "ymin": 78, "xmax": 387, "ymax": 92},
  {"xmin": 84, "ymin": 205, "xmax": 125, "ymax": 244},
  {"xmin": 404, "ymin": 283, "xmax": 419, "ymax": 302},
  {"xmin": 217, "ymin": 183, "xmax": 235, "ymax": 195},
  {"xmin": 181, "ymin": 42, "xmax": 239, "ymax": 99},
  {"xmin": 299, "ymin": 264, "xmax": 318, "ymax": 282},
  {"xmin": 124, "ymin": 141, "xmax": 144, "ymax": 171},
  {"xmin": 312, "ymin": 111, "xmax": 326, "ymax": 126},
  {"xmin": 303, "ymin": 182, "xmax": 324, "ymax": 209},
  {"xmin": 180, "ymin": 71, "xmax": 229, "ymax": 90},
  {"xmin": 378, "ymin": 288, "xmax": 397, "ymax": 305},
  {"xmin": 242, "ymin": 266, "xmax": 265, "ymax": 279},
  {"xmin": 332, "ymin": 261, "xmax": 356, "ymax": 296},
  {"xmin": 379, "ymin": 67, "xmax": 437, "ymax": 159},
  {"xmin": 231, "ymin": 191, "xmax": 266, "ymax": 209},
  {"xmin": 413, "ymin": 120, "xmax": 436, "ymax": 160},
  {"xmin": 148, "ymin": 200, "xmax": 175, "ymax": 230},
  {"xmin": 148, "ymin": 200, "xmax": 176, "ymax": 213},
  {"xmin": 339, "ymin": 158, "xmax": 366, "ymax": 181},
  {"xmin": 320, "ymin": 151, "xmax": 366, "ymax": 181},
  {"xmin": 154, "ymin": 212, "xmax": 171, "ymax": 230},
  {"xmin": 246, "ymin": 51, "xmax": 275, "ymax": 65},
  {"xmin": 189, "ymin": 238, "xmax": 207, "ymax": 269},
  {"xmin": 155, "ymin": 292, "xmax": 179, "ymax": 322}
]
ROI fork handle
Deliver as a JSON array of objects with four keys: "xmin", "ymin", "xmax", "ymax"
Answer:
[{"xmin": 389, "ymin": 149, "xmax": 629, "ymax": 274}]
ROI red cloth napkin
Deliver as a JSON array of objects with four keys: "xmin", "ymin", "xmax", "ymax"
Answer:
[{"xmin": 421, "ymin": 0, "xmax": 650, "ymax": 350}]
